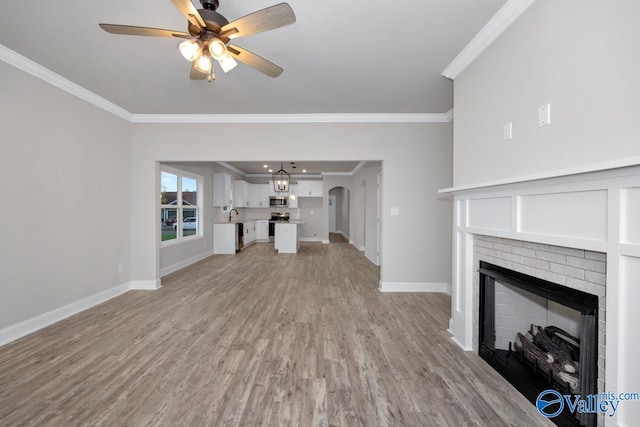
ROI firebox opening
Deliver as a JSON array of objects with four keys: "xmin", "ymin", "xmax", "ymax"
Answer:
[{"xmin": 478, "ymin": 261, "xmax": 599, "ymax": 427}]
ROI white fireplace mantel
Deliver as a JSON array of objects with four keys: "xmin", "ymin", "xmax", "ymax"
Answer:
[{"xmin": 441, "ymin": 163, "xmax": 640, "ymax": 426}]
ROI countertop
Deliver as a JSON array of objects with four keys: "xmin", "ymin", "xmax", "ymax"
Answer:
[{"xmin": 214, "ymin": 219, "xmax": 271, "ymax": 224}]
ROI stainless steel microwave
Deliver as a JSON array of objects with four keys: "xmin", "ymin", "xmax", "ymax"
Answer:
[{"xmin": 269, "ymin": 196, "xmax": 288, "ymax": 207}]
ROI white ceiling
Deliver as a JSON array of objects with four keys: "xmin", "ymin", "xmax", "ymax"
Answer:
[{"xmin": 0, "ymin": 0, "xmax": 506, "ymax": 115}]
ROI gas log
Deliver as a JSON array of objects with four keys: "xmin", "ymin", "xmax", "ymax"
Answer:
[
  {"xmin": 514, "ymin": 330, "xmax": 580, "ymax": 393},
  {"xmin": 545, "ymin": 325, "xmax": 580, "ymax": 361},
  {"xmin": 530, "ymin": 324, "xmax": 578, "ymax": 374}
]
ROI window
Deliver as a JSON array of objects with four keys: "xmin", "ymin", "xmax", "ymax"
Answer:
[{"xmin": 160, "ymin": 167, "xmax": 202, "ymax": 244}]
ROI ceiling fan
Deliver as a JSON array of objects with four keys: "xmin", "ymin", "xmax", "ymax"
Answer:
[{"xmin": 99, "ymin": 0, "xmax": 296, "ymax": 81}]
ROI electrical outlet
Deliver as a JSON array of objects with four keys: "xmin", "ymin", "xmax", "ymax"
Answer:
[{"xmin": 118, "ymin": 264, "xmax": 124, "ymax": 274}]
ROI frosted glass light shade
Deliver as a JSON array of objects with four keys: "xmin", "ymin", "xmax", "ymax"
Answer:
[
  {"xmin": 194, "ymin": 54, "xmax": 212, "ymax": 74},
  {"xmin": 208, "ymin": 39, "xmax": 227, "ymax": 60},
  {"xmin": 179, "ymin": 39, "xmax": 203, "ymax": 62},
  {"xmin": 218, "ymin": 56, "xmax": 237, "ymax": 73}
]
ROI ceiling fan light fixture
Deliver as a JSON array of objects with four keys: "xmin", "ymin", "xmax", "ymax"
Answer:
[
  {"xmin": 218, "ymin": 56, "xmax": 238, "ymax": 73},
  {"xmin": 194, "ymin": 53, "xmax": 213, "ymax": 74},
  {"xmin": 208, "ymin": 39, "xmax": 228, "ymax": 60},
  {"xmin": 179, "ymin": 39, "xmax": 203, "ymax": 62}
]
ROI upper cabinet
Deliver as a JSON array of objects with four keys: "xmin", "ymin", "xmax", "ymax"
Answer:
[
  {"xmin": 213, "ymin": 173, "xmax": 233, "ymax": 207},
  {"xmin": 233, "ymin": 180, "xmax": 251, "ymax": 208},
  {"xmin": 297, "ymin": 180, "xmax": 323, "ymax": 197},
  {"xmin": 249, "ymin": 184, "xmax": 269, "ymax": 208}
]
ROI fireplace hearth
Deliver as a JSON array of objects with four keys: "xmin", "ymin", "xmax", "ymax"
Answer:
[{"xmin": 478, "ymin": 261, "xmax": 599, "ymax": 427}]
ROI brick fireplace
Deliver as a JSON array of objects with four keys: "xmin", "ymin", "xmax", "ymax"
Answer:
[
  {"xmin": 472, "ymin": 236, "xmax": 606, "ymax": 387},
  {"xmin": 442, "ymin": 164, "xmax": 640, "ymax": 426}
]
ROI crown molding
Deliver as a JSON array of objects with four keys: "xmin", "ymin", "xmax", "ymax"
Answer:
[
  {"xmin": 130, "ymin": 112, "xmax": 453, "ymax": 124},
  {"xmin": 351, "ymin": 161, "xmax": 367, "ymax": 175},
  {"xmin": 321, "ymin": 172, "xmax": 352, "ymax": 177},
  {"xmin": 0, "ymin": 44, "xmax": 132, "ymax": 121},
  {"xmin": 246, "ymin": 173, "xmax": 323, "ymax": 179},
  {"xmin": 441, "ymin": 0, "xmax": 536, "ymax": 80}
]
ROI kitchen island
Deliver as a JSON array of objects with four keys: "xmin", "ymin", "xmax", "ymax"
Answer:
[{"xmin": 274, "ymin": 221, "xmax": 305, "ymax": 254}]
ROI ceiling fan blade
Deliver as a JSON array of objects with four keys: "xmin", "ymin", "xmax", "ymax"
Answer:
[
  {"xmin": 227, "ymin": 44, "xmax": 283, "ymax": 78},
  {"xmin": 220, "ymin": 3, "xmax": 296, "ymax": 39},
  {"xmin": 99, "ymin": 24, "xmax": 190, "ymax": 39},
  {"xmin": 189, "ymin": 62, "xmax": 209, "ymax": 80},
  {"xmin": 171, "ymin": 0, "xmax": 206, "ymax": 30}
]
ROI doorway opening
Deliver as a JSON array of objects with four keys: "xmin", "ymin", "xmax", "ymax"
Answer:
[{"xmin": 328, "ymin": 186, "xmax": 350, "ymax": 244}]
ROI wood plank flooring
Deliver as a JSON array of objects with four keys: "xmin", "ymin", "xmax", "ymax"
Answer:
[{"xmin": 0, "ymin": 241, "xmax": 552, "ymax": 426}]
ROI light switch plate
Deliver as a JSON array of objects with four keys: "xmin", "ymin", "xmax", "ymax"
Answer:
[
  {"xmin": 390, "ymin": 207, "xmax": 400, "ymax": 216},
  {"xmin": 538, "ymin": 103, "xmax": 551, "ymax": 127},
  {"xmin": 503, "ymin": 122, "xmax": 513, "ymax": 141}
]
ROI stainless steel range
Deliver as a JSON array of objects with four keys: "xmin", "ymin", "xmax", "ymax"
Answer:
[{"xmin": 268, "ymin": 212, "xmax": 290, "ymax": 242}]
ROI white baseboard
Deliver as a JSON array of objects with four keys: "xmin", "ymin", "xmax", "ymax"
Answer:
[
  {"xmin": 450, "ymin": 335, "xmax": 472, "ymax": 352},
  {"xmin": 379, "ymin": 281, "xmax": 451, "ymax": 293},
  {"xmin": 349, "ymin": 240, "xmax": 365, "ymax": 251},
  {"xmin": 299, "ymin": 237, "xmax": 324, "ymax": 242},
  {"xmin": 160, "ymin": 250, "xmax": 214, "ymax": 277},
  {"xmin": 322, "ymin": 239, "xmax": 330, "ymax": 244},
  {"xmin": 365, "ymin": 252, "xmax": 379, "ymax": 266},
  {"xmin": 130, "ymin": 280, "xmax": 162, "ymax": 290},
  {"xmin": 0, "ymin": 280, "xmax": 163, "ymax": 347},
  {"xmin": 0, "ymin": 282, "xmax": 130, "ymax": 347}
]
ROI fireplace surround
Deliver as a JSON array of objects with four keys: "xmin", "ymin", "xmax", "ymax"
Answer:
[{"xmin": 441, "ymin": 164, "xmax": 640, "ymax": 425}]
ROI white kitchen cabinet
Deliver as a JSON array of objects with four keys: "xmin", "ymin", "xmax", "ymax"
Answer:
[
  {"xmin": 213, "ymin": 223, "xmax": 237, "ymax": 254},
  {"xmin": 244, "ymin": 220, "xmax": 258, "ymax": 246},
  {"xmin": 213, "ymin": 173, "xmax": 233, "ymax": 207},
  {"xmin": 297, "ymin": 180, "xmax": 323, "ymax": 197},
  {"xmin": 249, "ymin": 184, "xmax": 269, "ymax": 208},
  {"xmin": 233, "ymin": 180, "xmax": 251, "ymax": 208},
  {"xmin": 256, "ymin": 220, "xmax": 269, "ymax": 241}
]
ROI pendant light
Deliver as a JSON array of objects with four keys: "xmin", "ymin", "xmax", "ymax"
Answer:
[{"xmin": 272, "ymin": 162, "xmax": 291, "ymax": 193}]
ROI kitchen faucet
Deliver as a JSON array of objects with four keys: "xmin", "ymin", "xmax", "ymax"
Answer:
[{"xmin": 229, "ymin": 208, "xmax": 239, "ymax": 222}]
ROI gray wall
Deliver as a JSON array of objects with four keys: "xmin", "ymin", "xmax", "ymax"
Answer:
[
  {"xmin": 131, "ymin": 122, "xmax": 453, "ymax": 286},
  {"xmin": 453, "ymin": 0, "xmax": 640, "ymax": 187},
  {"xmin": 0, "ymin": 61, "xmax": 453, "ymax": 332},
  {"xmin": 298, "ymin": 198, "xmax": 323, "ymax": 239},
  {"xmin": 0, "ymin": 61, "xmax": 132, "ymax": 329}
]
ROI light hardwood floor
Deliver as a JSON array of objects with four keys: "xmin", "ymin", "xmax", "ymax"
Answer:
[{"xmin": 0, "ymin": 241, "xmax": 552, "ymax": 426}]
